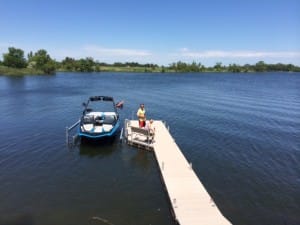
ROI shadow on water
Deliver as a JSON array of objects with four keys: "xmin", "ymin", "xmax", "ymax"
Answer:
[
  {"xmin": 78, "ymin": 138, "xmax": 120, "ymax": 157},
  {"xmin": 129, "ymin": 149, "xmax": 153, "ymax": 172},
  {"xmin": 2, "ymin": 73, "xmax": 299, "ymax": 225},
  {"xmin": 0, "ymin": 214, "xmax": 34, "ymax": 225}
]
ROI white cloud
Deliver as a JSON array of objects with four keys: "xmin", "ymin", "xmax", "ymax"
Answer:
[
  {"xmin": 1, "ymin": 42, "xmax": 299, "ymax": 66},
  {"xmin": 83, "ymin": 45, "xmax": 152, "ymax": 57},
  {"xmin": 0, "ymin": 43, "xmax": 153, "ymax": 61},
  {"xmin": 175, "ymin": 49, "xmax": 300, "ymax": 59},
  {"xmin": 50, "ymin": 45, "xmax": 154, "ymax": 63}
]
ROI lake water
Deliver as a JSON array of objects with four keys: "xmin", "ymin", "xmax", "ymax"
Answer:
[{"xmin": 0, "ymin": 72, "xmax": 299, "ymax": 225}]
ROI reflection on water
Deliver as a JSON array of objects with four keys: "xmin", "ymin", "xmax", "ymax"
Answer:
[
  {"xmin": 129, "ymin": 150, "xmax": 153, "ymax": 172},
  {"xmin": 0, "ymin": 72, "xmax": 299, "ymax": 225},
  {"xmin": 0, "ymin": 213, "xmax": 34, "ymax": 225},
  {"xmin": 79, "ymin": 141, "xmax": 117, "ymax": 157}
]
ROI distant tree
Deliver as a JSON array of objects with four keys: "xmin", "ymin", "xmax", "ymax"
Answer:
[
  {"xmin": 76, "ymin": 57, "xmax": 95, "ymax": 72},
  {"xmin": 42, "ymin": 60, "xmax": 56, "ymax": 74},
  {"xmin": 114, "ymin": 62, "xmax": 125, "ymax": 67},
  {"xmin": 168, "ymin": 61, "xmax": 205, "ymax": 72},
  {"xmin": 27, "ymin": 51, "xmax": 33, "ymax": 61},
  {"xmin": 190, "ymin": 61, "xmax": 200, "ymax": 72},
  {"xmin": 287, "ymin": 64, "xmax": 295, "ymax": 71},
  {"xmin": 61, "ymin": 57, "xmax": 77, "ymax": 71},
  {"xmin": 99, "ymin": 62, "xmax": 109, "ymax": 66},
  {"xmin": 126, "ymin": 62, "xmax": 139, "ymax": 67},
  {"xmin": 167, "ymin": 61, "xmax": 300, "ymax": 73},
  {"xmin": 29, "ymin": 49, "xmax": 56, "ymax": 74},
  {"xmin": 228, "ymin": 63, "xmax": 242, "ymax": 72},
  {"xmin": 175, "ymin": 61, "xmax": 188, "ymax": 72},
  {"xmin": 214, "ymin": 62, "xmax": 223, "ymax": 72},
  {"xmin": 254, "ymin": 61, "xmax": 267, "ymax": 72},
  {"xmin": 199, "ymin": 63, "xmax": 206, "ymax": 72},
  {"xmin": 3, "ymin": 47, "xmax": 27, "ymax": 68},
  {"xmin": 243, "ymin": 64, "xmax": 252, "ymax": 72},
  {"xmin": 29, "ymin": 49, "xmax": 49, "ymax": 67}
]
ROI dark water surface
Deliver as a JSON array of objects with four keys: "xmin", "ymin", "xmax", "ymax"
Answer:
[{"xmin": 0, "ymin": 72, "xmax": 299, "ymax": 225}]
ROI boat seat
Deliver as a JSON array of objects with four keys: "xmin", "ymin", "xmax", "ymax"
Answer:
[
  {"xmin": 83, "ymin": 115, "xmax": 94, "ymax": 124},
  {"xmin": 130, "ymin": 126, "xmax": 153, "ymax": 144},
  {"xmin": 106, "ymin": 116, "xmax": 116, "ymax": 124}
]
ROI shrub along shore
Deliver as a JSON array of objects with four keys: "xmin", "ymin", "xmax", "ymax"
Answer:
[
  {"xmin": 1, "ymin": 47, "xmax": 300, "ymax": 76},
  {"xmin": 0, "ymin": 66, "xmax": 44, "ymax": 76}
]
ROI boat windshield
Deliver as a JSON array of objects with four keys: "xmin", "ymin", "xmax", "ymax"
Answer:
[{"xmin": 87, "ymin": 101, "xmax": 116, "ymax": 113}]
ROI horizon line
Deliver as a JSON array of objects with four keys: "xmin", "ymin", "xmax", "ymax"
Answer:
[{"xmin": 1, "ymin": 43, "xmax": 300, "ymax": 66}]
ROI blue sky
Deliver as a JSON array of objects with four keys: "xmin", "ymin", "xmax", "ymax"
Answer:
[{"xmin": 0, "ymin": 0, "xmax": 299, "ymax": 66}]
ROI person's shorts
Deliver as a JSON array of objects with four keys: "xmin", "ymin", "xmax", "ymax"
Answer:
[{"xmin": 139, "ymin": 120, "xmax": 146, "ymax": 127}]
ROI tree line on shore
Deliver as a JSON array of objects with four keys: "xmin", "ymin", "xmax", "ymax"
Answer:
[{"xmin": 1, "ymin": 47, "xmax": 300, "ymax": 75}]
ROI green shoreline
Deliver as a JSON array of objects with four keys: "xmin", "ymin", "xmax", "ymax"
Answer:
[
  {"xmin": 0, "ymin": 65, "xmax": 45, "ymax": 76},
  {"xmin": 2, "ymin": 47, "xmax": 300, "ymax": 75},
  {"xmin": 1, "ymin": 65, "xmax": 300, "ymax": 76}
]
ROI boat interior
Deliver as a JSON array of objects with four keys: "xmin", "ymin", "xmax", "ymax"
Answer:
[{"xmin": 81, "ymin": 112, "xmax": 118, "ymax": 133}]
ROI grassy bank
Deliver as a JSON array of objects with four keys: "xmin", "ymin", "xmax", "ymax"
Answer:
[
  {"xmin": 57, "ymin": 65, "xmax": 174, "ymax": 73},
  {"xmin": 0, "ymin": 65, "xmax": 45, "ymax": 76},
  {"xmin": 2, "ymin": 64, "xmax": 300, "ymax": 76},
  {"xmin": 97, "ymin": 65, "xmax": 171, "ymax": 73}
]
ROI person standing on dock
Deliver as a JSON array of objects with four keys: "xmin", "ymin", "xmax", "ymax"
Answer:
[
  {"xmin": 146, "ymin": 119, "xmax": 156, "ymax": 142},
  {"xmin": 137, "ymin": 103, "xmax": 146, "ymax": 127}
]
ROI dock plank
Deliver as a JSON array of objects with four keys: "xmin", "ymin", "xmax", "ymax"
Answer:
[{"xmin": 125, "ymin": 120, "xmax": 231, "ymax": 225}]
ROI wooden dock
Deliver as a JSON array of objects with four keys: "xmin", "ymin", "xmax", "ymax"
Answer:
[{"xmin": 124, "ymin": 120, "xmax": 231, "ymax": 225}]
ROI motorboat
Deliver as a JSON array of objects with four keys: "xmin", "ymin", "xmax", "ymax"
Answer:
[{"xmin": 78, "ymin": 96, "xmax": 123, "ymax": 142}]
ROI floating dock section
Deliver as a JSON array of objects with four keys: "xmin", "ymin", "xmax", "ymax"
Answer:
[{"xmin": 124, "ymin": 120, "xmax": 231, "ymax": 225}]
